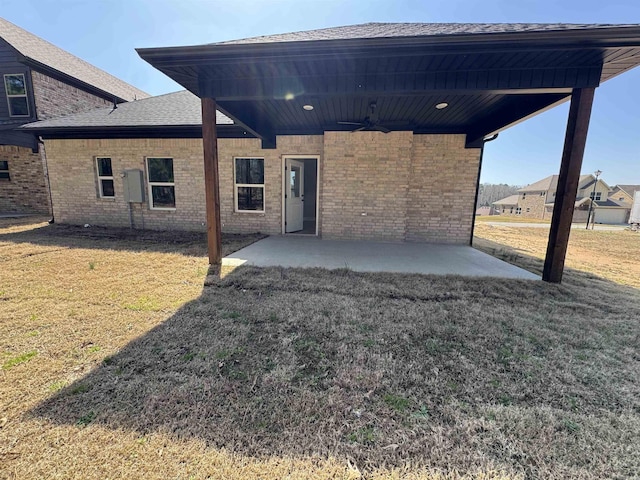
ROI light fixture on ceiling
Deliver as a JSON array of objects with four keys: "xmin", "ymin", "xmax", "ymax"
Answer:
[
  {"xmin": 303, "ymin": 104, "xmax": 314, "ymax": 111},
  {"xmin": 435, "ymin": 102, "xmax": 449, "ymax": 110}
]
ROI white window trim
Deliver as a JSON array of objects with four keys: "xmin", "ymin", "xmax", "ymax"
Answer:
[
  {"xmin": 4, "ymin": 74, "xmax": 29, "ymax": 117},
  {"xmin": 233, "ymin": 157, "xmax": 265, "ymax": 213},
  {"xmin": 145, "ymin": 157, "xmax": 176, "ymax": 211},
  {"xmin": 95, "ymin": 157, "xmax": 114, "ymax": 198}
]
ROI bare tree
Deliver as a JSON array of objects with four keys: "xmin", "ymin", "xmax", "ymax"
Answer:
[{"xmin": 477, "ymin": 183, "xmax": 521, "ymax": 206}]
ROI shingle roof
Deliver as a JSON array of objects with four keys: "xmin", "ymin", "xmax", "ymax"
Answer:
[
  {"xmin": 519, "ymin": 174, "xmax": 597, "ymax": 192},
  {"xmin": 518, "ymin": 175, "xmax": 558, "ymax": 192},
  {"xmin": 492, "ymin": 194, "xmax": 520, "ymax": 205},
  {"xmin": 217, "ymin": 22, "xmax": 640, "ymax": 45},
  {"xmin": 21, "ymin": 90, "xmax": 233, "ymax": 129},
  {"xmin": 0, "ymin": 17, "xmax": 148, "ymax": 102},
  {"xmin": 594, "ymin": 199, "xmax": 627, "ymax": 207},
  {"xmin": 614, "ymin": 184, "xmax": 640, "ymax": 196}
]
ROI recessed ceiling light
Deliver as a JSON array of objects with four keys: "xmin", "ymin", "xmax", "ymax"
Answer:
[
  {"xmin": 303, "ymin": 104, "xmax": 314, "ymax": 111},
  {"xmin": 435, "ymin": 102, "xmax": 449, "ymax": 110}
]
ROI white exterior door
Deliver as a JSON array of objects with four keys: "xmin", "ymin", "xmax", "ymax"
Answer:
[{"xmin": 285, "ymin": 159, "xmax": 304, "ymax": 232}]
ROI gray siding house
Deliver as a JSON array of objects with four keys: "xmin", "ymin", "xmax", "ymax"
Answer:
[{"xmin": 0, "ymin": 17, "xmax": 148, "ymax": 214}]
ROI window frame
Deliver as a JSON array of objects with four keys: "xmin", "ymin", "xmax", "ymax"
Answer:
[
  {"xmin": 95, "ymin": 157, "xmax": 115, "ymax": 198},
  {"xmin": 233, "ymin": 157, "xmax": 265, "ymax": 213},
  {"xmin": 0, "ymin": 160, "xmax": 9, "ymax": 181},
  {"xmin": 145, "ymin": 157, "xmax": 176, "ymax": 211},
  {"xmin": 4, "ymin": 74, "xmax": 30, "ymax": 117}
]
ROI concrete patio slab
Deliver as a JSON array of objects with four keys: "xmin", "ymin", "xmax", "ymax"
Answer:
[{"xmin": 224, "ymin": 236, "xmax": 539, "ymax": 280}]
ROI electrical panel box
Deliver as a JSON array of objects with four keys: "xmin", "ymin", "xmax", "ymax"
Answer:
[{"xmin": 123, "ymin": 169, "xmax": 145, "ymax": 203}]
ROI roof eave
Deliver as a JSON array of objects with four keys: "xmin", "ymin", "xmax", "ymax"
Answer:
[
  {"xmin": 136, "ymin": 26, "xmax": 640, "ymax": 66},
  {"xmin": 22, "ymin": 124, "xmax": 247, "ymax": 140},
  {"xmin": 19, "ymin": 55, "xmax": 138, "ymax": 103}
]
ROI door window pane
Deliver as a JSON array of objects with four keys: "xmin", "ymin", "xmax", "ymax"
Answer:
[{"xmin": 290, "ymin": 166, "xmax": 300, "ymax": 198}]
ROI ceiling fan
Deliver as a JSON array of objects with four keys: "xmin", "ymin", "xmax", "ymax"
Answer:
[{"xmin": 337, "ymin": 102, "xmax": 398, "ymax": 133}]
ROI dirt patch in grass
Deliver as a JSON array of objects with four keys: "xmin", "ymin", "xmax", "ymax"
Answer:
[
  {"xmin": 474, "ymin": 223, "xmax": 640, "ymax": 288},
  {"xmin": 2, "ymin": 219, "xmax": 640, "ymax": 479}
]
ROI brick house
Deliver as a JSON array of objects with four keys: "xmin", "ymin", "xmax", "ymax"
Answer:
[
  {"xmin": 492, "ymin": 195, "xmax": 519, "ymax": 215},
  {"xmin": 23, "ymin": 90, "xmax": 479, "ymax": 242},
  {"xmin": 22, "ymin": 23, "xmax": 640, "ymax": 281},
  {"xmin": 0, "ymin": 17, "xmax": 148, "ymax": 214},
  {"xmin": 609, "ymin": 184, "xmax": 640, "ymax": 207},
  {"xmin": 493, "ymin": 174, "xmax": 629, "ymax": 223}
]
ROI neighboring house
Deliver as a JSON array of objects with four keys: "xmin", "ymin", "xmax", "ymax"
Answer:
[
  {"xmin": 492, "ymin": 195, "xmax": 520, "ymax": 215},
  {"xmin": 609, "ymin": 184, "xmax": 640, "ymax": 207},
  {"xmin": 0, "ymin": 17, "xmax": 148, "ymax": 214},
  {"xmin": 494, "ymin": 174, "xmax": 629, "ymax": 223},
  {"xmin": 21, "ymin": 23, "xmax": 640, "ymax": 257},
  {"xmin": 475, "ymin": 206, "xmax": 496, "ymax": 216}
]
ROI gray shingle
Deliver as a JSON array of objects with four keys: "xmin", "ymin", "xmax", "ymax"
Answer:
[
  {"xmin": 217, "ymin": 22, "xmax": 640, "ymax": 45},
  {"xmin": 615, "ymin": 184, "xmax": 640, "ymax": 196},
  {"xmin": 21, "ymin": 90, "xmax": 232, "ymax": 129},
  {"xmin": 0, "ymin": 16, "xmax": 148, "ymax": 102}
]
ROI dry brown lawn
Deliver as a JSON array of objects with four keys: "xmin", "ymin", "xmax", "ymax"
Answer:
[
  {"xmin": 2, "ymin": 218, "xmax": 640, "ymax": 479},
  {"xmin": 474, "ymin": 223, "xmax": 640, "ymax": 289},
  {"xmin": 475, "ymin": 216, "xmax": 551, "ymax": 224}
]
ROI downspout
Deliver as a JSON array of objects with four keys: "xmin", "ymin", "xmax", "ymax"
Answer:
[
  {"xmin": 469, "ymin": 133, "xmax": 499, "ymax": 245},
  {"xmin": 38, "ymin": 136, "xmax": 55, "ymax": 224}
]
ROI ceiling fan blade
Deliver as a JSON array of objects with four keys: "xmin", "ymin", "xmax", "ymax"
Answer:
[
  {"xmin": 337, "ymin": 121, "xmax": 364, "ymax": 126},
  {"xmin": 372, "ymin": 125, "xmax": 391, "ymax": 133},
  {"xmin": 351, "ymin": 126, "xmax": 368, "ymax": 133}
]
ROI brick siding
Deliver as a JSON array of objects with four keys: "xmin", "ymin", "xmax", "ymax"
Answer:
[
  {"xmin": 30, "ymin": 70, "xmax": 111, "ymax": 121},
  {"xmin": 518, "ymin": 192, "xmax": 547, "ymax": 219},
  {"xmin": 45, "ymin": 133, "xmax": 480, "ymax": 244},
  {"xmin": 0, "ymin": 144, "xmax": 51, "ymax": 214},
  {"xmin": 406, "ymin": 135, "xmax": 479, "ymax": 243}
]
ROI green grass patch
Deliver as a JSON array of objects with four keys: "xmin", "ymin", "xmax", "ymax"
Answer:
[
  {"xmin": 123, "ymin": 296, "xmax": 161, "ymax": 312},
  {"xmin": 383, "ymin": 393, "xmax": 410, "ymax": 412},
  {"xmin": 2, "ymin": 350, "xmax": 37, "ymax": 370}
]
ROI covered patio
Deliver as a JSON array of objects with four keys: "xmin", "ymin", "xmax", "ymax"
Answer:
[
  {"xmin": 137, "ymin": 23, "xmax": 640, "ymax": 283},
  {"xmin": 223, "ymin": 236, "xmax": 538, "ymax": 279}
]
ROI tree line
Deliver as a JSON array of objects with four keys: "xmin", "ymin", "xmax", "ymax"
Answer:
[{"xmin": 477, "ymin": 183, "xmax": 521, "ymax": 207}]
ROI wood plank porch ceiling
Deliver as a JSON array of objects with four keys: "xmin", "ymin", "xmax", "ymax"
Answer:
[{"xmin": 137, "ymin": 27, "xmax": 640, "ymax": 148}]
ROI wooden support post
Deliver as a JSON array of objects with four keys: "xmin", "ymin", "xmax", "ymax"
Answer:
[
  {"xmin": 201, "ymin": 97, "xmax": 222, "ymax": 265},
  {"xmin": 543, "ymin": 87, "xmax": 595, "ymax": 283}
]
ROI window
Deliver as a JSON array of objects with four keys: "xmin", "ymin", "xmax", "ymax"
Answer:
[
  {"xmin": 96, "ymin": 157, "xmax": 114, "ymax": 198},
  {"xmin": 0, "ymin": 160, "xmax": 9, "ymax": 180},
  {"xmin": 516, "ymin": 207, "xmax": 522, "ymax": 215},
  {"xmin": 619, "ymin": 197, "xmax": 626, "ymax": 202},
  {"xmin": 590, "ymin": 191, "xmax": 602, "ymax": 201},
  {"xmin": 540, "ymin": 191, "xmax": 545, "ymax": 196},
  {"xmin": 526, "ymin": 207, "xmax": 531, "ymax": 213},
  {"xmin": 522, "ymin": 193, "xmax": 526, "ymax": 199},
  {"xmin": 510, "ymin": 207, "xmax": 514, "ymax": 214},
  {"xmin": 146, "ymin": 157, "xmax": 175, "ymax": 209},
  {"xmin": 4, "ymin": 74, "xmax": 29, "ymax": 117},
  {"xmin": 234, "ymin": 157, "xmax": 264, "ymax": 212}
]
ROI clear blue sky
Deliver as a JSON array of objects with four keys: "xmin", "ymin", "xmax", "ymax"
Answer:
[{"xmin": 4, "ymin": 0, "xmax": 640, "ymax": 187}]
